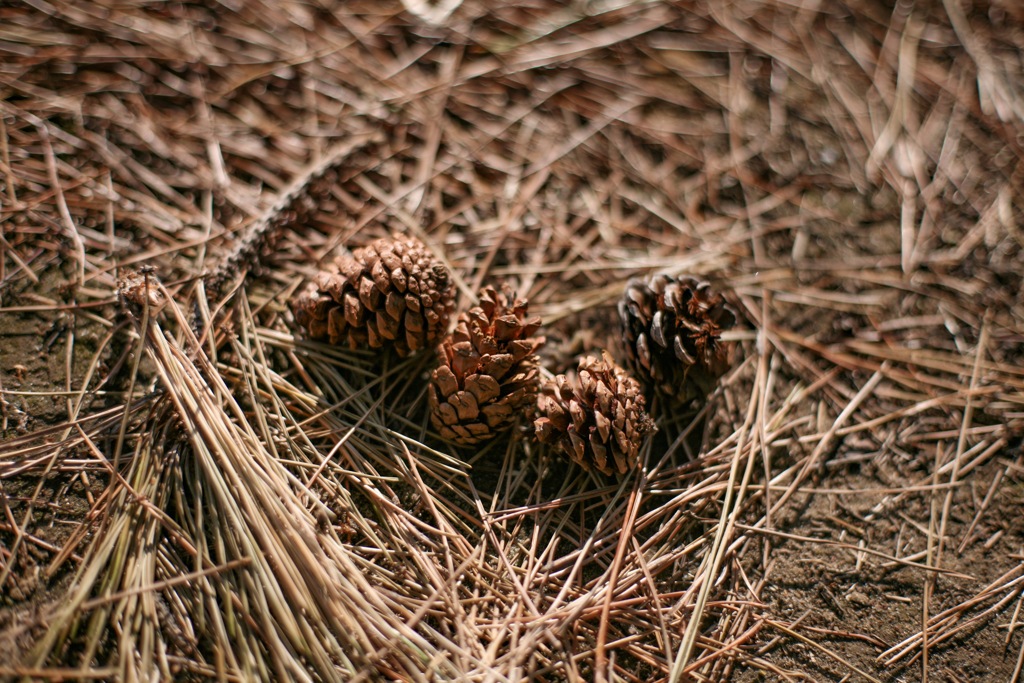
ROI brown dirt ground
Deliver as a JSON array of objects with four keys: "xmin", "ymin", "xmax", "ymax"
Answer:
[{"xmin": 738, "ymin": 462, "xmax": 1024, "ymax": 681}]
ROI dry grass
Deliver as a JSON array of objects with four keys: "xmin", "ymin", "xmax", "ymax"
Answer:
[{"xmin": 1, "ymin": 1, "xmax": 1023, "ymax": 681}]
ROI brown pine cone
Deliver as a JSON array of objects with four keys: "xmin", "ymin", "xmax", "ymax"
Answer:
[
  {"xmin": 292, "ymin": 235, "xmax": 455, "ymax": 357},
  {"xmin": 428, "ymin": 285, "xmax": 544, "ymax": 445},
  {"xmin": 618, "ymin": 274, "xmax": 735, "ymax": 407},
  {"xmin": 535, "ymin": 352, "xmax": 655, "ymax": 476}
]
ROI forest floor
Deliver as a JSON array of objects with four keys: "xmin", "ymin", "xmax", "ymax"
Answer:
[{"xmin": 1, "ymin": 1, "xmax": 1023, "ymax": 681}]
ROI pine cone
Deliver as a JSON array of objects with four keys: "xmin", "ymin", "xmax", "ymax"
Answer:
[
  {"xmin": 535, "ymin": 352, "xmax": 655, "ymax": 476},
  {"xmin": 292, "ymin": 235, "xmax": 455, "ymax": 357},
  {"xmin": 619, "ymin": 274, "xmax": 735, "ymax": 407},
  {"xmin": 428, "ymin": 286, "xmax": 544, "ymax": 445}
]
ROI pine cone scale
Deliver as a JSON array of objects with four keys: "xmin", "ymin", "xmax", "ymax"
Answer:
[
  {"xmin": 494, "ymin": 316, "xmax": 522, "ymax": 341},
  {"xmin": 433, "ymin": 398, "xmax": 458, "ymax": 425},
  {"xmin": 508, "ymin": 340, "xmax": 534, "ymax": 361},
  {"xmin": 594, "ymin": 410, "xmax": 611, "ymax": 441},
  {"xmin": 650, "ymin": 312, "xmax": 668, "ymax": 347},
  {"xmin": 376, "ymin": 311, "xmax": 399, "ymax": 340},
  {"xmin": 404, "ymin": 308, "xmax": 424, "ymax": 332},
  {"xmin": 357, "ymin": 277, "xmax": 378, "ymax": 309},
  {"xmin": 390, "ymin": 269, "xmax": 407, "ymax": 292},
  {"xmin": 569, "ymin": 400, "xmax": 587, "ymax": 432},
  {"xmin": 535, "ymin": 418, "xmax": 557, "ymax": 442},
  {"xmin": 385, "ymin": 291, "xmax": 404, "ymax": 319},
  {"xmin": 448, "ymin": 392, "xmax": 479, "ymax": 421},
  {"xmin": 480, "ymin": 403, "xmax": 513, "ymax": 427},
  {"xmin": 465, "ymin": 374, "xmax": 500, "ymax": 404},
  {"xmin": 343, "ymin": 293, "xmax": 363, "ymax": 327},
  {"xmin": 370, "ymin": 260, "xmax": 389, "ymax": 290},
  {"xmin": 434, "ymin": 366, "xmax": 459, "ymax": 397},
  {"xmin": 379, "ymin": 251, "xmax": 400, "ymax": 273},
  {"xmin": 480, "ymin": 354, "xmax": 513, "ymax": 379}
]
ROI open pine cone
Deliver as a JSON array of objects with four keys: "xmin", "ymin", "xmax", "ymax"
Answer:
[
  {"xmin": 535, "ymin": 352, "xmax": 655, "ymax": 476},
  {"xmin": 428, "ymin": 285, "xmax": 544, "ymax": 445},
  {"xmin": 292, "ymin": 235, "xmax": 455, "ymax": 357},
  {"xmin": 618, "ymin": 274, "xmax": 735, "ymax": 407}
]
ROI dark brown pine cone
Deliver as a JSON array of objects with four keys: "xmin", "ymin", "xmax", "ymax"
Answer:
[
  {"xmin": 292, "ymin": 235, "xmax": 454, "ymax": 357},
  {"xmin": 428, "ymin": 285, "xmax": 544, "ymax": 445},
  {"xmin": 535, "ymin": 352, "xmax": 655, "ymax": 476},
  {"xmin": 618, "ymin": 274, "xmax": 735, "ymax": 407}
]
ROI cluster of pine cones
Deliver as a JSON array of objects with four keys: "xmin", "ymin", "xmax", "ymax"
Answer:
[{"xmin": 292, "ymin": 233, "xmax": 736, "ymax": 476}]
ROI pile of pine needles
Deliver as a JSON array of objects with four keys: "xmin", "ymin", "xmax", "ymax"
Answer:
[{"xmin": 1, "ymin": 1, "xmax": 1023, "ymax": 680}]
